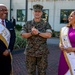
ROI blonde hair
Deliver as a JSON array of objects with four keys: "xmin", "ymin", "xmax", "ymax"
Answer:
[{"xmin": 66, "ymin": 11, "xmax": 75, "ymax": 27}]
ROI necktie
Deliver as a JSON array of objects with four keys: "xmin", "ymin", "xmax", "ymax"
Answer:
[{"xmin": 2, "ymin": 20, "xmax": 4, "ymax": 26}]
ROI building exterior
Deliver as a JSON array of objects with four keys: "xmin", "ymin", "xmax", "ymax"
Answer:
[{"xmin": 0, "ymin": 0, "xmax": 75, "ymax": 31}]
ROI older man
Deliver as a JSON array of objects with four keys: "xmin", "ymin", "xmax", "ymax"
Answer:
[
  {"xmin": 0, "ymin": 4, "xmax": 12, "ymax": 75},
  {"xmin": 21, "ymin": 4, "xmax": 52, "ymax": 75}
]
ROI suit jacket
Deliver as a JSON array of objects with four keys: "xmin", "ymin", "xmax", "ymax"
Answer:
[
  {"xmin": 6, "ymin": 19, "xmax": 16, "ymax": 52},
  {"xmin": 0, "ymin": 19, "xmax": 16, "ymax": 55}
]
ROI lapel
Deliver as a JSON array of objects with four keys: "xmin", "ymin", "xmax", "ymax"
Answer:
[{"xmin": 5, "ymin": 19, "xmax": 9, "ymax": 28}]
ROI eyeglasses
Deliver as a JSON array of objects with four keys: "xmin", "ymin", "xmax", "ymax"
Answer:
[{"xmin": 0, "ymin": 9, "xmax": 8, "ymax": 11}]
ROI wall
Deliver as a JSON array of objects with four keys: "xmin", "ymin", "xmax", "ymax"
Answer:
[{"xmin": 0, "ymin": 0, "xmax": 75, "ymax": 31}]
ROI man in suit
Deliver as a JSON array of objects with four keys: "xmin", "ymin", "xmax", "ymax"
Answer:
[
  {"xmin": 0, "ymin": 4, "xmax": 15, "ymax": 75},
  {"xmin": 10, "ymin": 16, "xmax": 16, "ymax": 28}
]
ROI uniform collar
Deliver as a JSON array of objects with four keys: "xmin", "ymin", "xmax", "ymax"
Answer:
[{"xmin": 32, "ymin": 19, "xmax": 43, "ymax": 23}]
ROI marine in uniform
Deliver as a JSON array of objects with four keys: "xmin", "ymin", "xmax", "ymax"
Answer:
[{"xmin": 21, "ymin": 4, "xmax": 52, "ymax": 75}]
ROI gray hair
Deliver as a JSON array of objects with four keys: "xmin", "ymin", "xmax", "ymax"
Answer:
[{"xmin": 0, "ymin": 4, "xmax": 6, "ymax": 7}]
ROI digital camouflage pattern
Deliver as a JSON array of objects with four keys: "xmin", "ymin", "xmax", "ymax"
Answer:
[
  {"xmin": 21, "ymin": 19, "xmax": 52, "ymax": 75},
  {"xmin": 33, "ymin": 4, "xmax": 43, "ymax": 11},
  {"xmin": 22, "ymin": 19, "xmax": 52, "ymax": 57},
  {"xmin": 25, "ymin": 55, "xmax": 48, "ymax": 75}
]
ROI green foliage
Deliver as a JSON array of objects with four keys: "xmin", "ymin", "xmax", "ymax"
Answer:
[
  {"xmin": 52, "ymin": 29, "xmax": 55, "ymax": 37},
  {"xmin": 52, "ymin": 29, "xmax": 60, "ymax": 38},
  {"xmin": 55, "ymin": 31, "xmax": 60, "ymax": 38},
  {"xmin": 15, "ymin": 24, "xmax": 22, "ymax": 31},
  {"xmin": 14, "ymin": 30, "xmax": 26, "ymax": 49}
]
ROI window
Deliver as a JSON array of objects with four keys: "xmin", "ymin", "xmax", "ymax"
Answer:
[
  {"xmin": 60, "ymin": 9, "xmax": 74, "ymax": 23},
  {"xmin": 17, "ymin": 9, "xmax": 26, "ymax": 22},
  {"xmin": 41, "ymin": 9, "xmax": 49, "ymax": 22}
]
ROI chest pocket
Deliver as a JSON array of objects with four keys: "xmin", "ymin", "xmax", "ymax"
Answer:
[{"xmin": 27, "ymin": 21, "xmax": 47, "ymax": 33}]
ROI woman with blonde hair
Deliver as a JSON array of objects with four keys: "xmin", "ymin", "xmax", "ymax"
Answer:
[{"xmin": 58, "ymin": 11, "xmax": 75, "ymax": 75}]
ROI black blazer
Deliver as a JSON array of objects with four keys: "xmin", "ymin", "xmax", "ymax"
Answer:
[
  {"xmin": 6, "ymin": 19, "xmax": 16, "ymax": 52},
  {"xmin": 0, "ymin": 19, "xmax": 16, "ymax": 55},
  {"xmin": 0, "ymin": 20, "xmax": 12, "ymax": 54}
]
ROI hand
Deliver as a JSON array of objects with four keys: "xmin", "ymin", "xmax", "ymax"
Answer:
[
  {"xmin": 3, "ymin": 50, "xmax": 10, "ymax": 56},
  {"xmin": 65, "ymin": 47, "xmax": 73, "ymax": 53},
  {"xmin": 59, "ymin": 44, "xmax": 65, "ymax": 51},
  {"xmin": 31, "ymin": 27, "xmax": 38, "ymax": 35}
]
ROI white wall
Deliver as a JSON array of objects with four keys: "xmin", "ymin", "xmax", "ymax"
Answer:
[
  {"xmin": 54, "ymin": 1, "xmax": 75, "ymax": 31},
  {"xmin": 0, "ymin": 0, "xmax": 75, "ymax": 31},
  {"xmin": 11, "ymin": 0, "xmax": 25, "ymax": 26},
  {"xmin": 28, "ymin": 1, "xmax": 75, "ymax": 31}
]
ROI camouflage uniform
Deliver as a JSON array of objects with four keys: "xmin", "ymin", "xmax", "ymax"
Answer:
[{"xmin": 21, "ymin": 19, "xmax": 52, "ymax": 75}]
